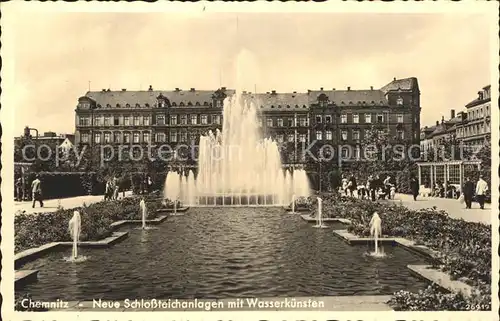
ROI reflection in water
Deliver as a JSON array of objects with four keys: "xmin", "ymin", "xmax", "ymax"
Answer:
[{"xmin": 19, "ymin": 208, "xmax": 429, "ymax": 301}]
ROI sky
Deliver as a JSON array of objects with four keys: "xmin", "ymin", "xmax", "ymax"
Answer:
[{"xmin": 8, "ymin": 10, "xmax": 491, "ymax": 135}]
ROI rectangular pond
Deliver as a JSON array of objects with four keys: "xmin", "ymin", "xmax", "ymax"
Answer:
[{"xmin": 18, "ymin": 207, "xmax": 429, "ymax": 300}]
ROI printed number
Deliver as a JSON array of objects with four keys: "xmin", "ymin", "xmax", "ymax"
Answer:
[{"xmin": 466, "ymin": 304, "xmax": 489, "ymax": 310}]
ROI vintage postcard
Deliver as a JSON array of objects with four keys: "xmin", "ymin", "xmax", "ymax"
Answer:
[{"xmin": 1, "ymin": 1, "xmax": 498, "ymax": 321}]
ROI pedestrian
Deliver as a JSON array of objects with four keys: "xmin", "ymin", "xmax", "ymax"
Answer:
[
  {"xmin": 367, "ymin": 175, "xmax": 376, "ymax": 201},
  {"xmin": 348, "ymin": 175, "xmax": 357, "ymax": 198},
  {"xmin": 341, "ymin": 175, "xmax": 349, "ymax": 196},
  {"xmin": 462, "ymin": 176, "xmax": 474, "ymax": 209},
  {"xmin": 31, "ymin": 174, "xmax": 44, "ymax": 208},
  {"xmin": 383, "ymin": 175, "xmax": 392, "ymax": 198},
  {"xmin": 410, "ymin": 175, "xmax": 419, "ymax": 201},
  {"xmin": 15, "ymin": 177, "xmax": 23, "ymax": 201},
  {"xmin": 112, "ymin": 176, "xmax": 119, "ymax": 200},
  {"xmin": 475, "ymin": 175, "xmax": 488, "ymax": 209},
  {"xmin": 104, "ymin": 180, "xmax": 113, "ymax": 201}
]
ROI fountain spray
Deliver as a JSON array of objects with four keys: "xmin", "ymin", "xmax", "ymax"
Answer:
[
  {"xmin": 140, "ymin": 198, "xmax": 147, "ymax": 229},
  {"xmin": 68, "ymin": 211, "xmax": 81, "ymax": 259},
  {"xmin": 291, "ymin": 194, "xmax": 296, "ymax": 213},
  {"xmin": 369, "ymin": 212, "xmax": 382, "ymax": 256}
]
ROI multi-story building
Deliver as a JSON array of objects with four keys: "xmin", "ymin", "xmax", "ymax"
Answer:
[
  {"xmin": 75, "ymin": 77, "xmax": 421, "ymax": 166},
  {"xmin": 456, "ymin": 85, "xmax": 491, "ymax": 150}
]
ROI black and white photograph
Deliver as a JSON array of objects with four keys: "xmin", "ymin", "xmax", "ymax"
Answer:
[{"xmin": 1, "ymin": 1, "xmax": 498, "ymax": 320}]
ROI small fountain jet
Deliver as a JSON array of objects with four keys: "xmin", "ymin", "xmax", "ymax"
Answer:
[
  {"xmin": 68, "ymin": 211, "xmax": 81, "ymax": 260},
  {"xmin": 369, "ymin": 212, "xmax": 384, "ymax": 257},
  {"xmin": 313, "ymin": 197, "xmax": 328, "ymax": 228},
  {"xmin": 140, "ymin": 198, "xmax": 147, "ymax": 229}
]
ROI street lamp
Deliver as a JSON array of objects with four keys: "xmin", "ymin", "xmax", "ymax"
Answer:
[{"xmin": 23, "ymin": 126, "xmax": 39, "ymax": 201}]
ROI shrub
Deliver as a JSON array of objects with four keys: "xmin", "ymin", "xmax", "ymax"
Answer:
[
  {"xmin": 22, "ymin": 172, "xmax": 104, "ymax": 200},
  {"xmin": 389, "ymin": 284, "xmax": 491, "ymax": 311}
]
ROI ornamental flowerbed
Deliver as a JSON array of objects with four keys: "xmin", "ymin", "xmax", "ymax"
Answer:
[
  {"xmin": 15, "ymin": 196, "xmax": 162, "ymax": 253},
  {"xmin": 312, "ymin": 194, "xmax": 491, "ymax": 311}
]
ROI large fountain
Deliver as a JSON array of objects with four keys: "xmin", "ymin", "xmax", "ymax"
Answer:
[{"xmin": 163, "ymin": 93, "xmax": 310, "ymax": 207}]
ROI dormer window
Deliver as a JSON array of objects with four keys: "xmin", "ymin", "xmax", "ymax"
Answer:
[
  {"xmin": 172, "ymin": 102, "xmax": 177, "ymax": 107},
  {"xmin": 203, "ymin": 102, "xmax": 209, "ymax": 106},
  {"xmin": 145, "ymin": 103, "xmax": 150, "ymax": 108},
  {"xmin": 106, "ymin": 104, "xmax": 111, "ymax": 108},
  {"xmin": 126, "ymin": 103, "xmax": 131, "ymax": 108},
  {"xmin": 397, "ymin": 97, "xmax": 404, "ymax": 106},
  {"xmin": 179, "ymin": 102, "xmax": 185, "ymax": 107},
  {"xmin": 135, "ymin": 103, "xmax": 140, "ymax": 108},
  {"xmin": 187, "ymin": 102, "xmax": 193, "ymax": 106},
  {"xmin": 195, "ymin": 102, "xmax": 200, "ymax": 106},
  {"xmin": 216, "ymin": 100, "xmax": 223, "ymax": 108},
  {"xmin": 97, "ymin": 104, "xmax": 102, "ymax": 108},
  {"xmin": 116, "ymin": 104, "xmax": 121, "ymax": 108}
]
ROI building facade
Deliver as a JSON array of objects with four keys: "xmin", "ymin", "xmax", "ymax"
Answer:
[
  {"xmin": 74, "ymin": 77, "xmax": 421, "ymax": 166},
  {"xmin": 455, "ymin": 85, "xmax": 491, "ymax": 150}
]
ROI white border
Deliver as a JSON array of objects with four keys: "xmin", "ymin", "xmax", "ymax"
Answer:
[{"xmin": 1, "ymin": 1, "xmax": 498, "ymax": 321}]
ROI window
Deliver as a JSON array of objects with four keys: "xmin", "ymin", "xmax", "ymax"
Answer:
[
  {"xmin": 288, "ymin": 134, "xmax": 294, "ymax": 142},
  {"xmin": 124, "ymin": 132, "xmax": 130, "ymax": 143},
  {"xmin": 104, "ymin": 132, "xmax": 111, "ymax": 143},
  {"xmin": 397, "ymin": 130, "xmax": 404, "ymax": 140},
  {"xmin": 299, "ymin": 117, "xmax": 307, "ymax": 127},
  {"xmin": 156, "ymin": 115, "xmax": 165, "ymax": 125},
  {"xmin": 316, "ymin": 131, "xmax": 323, "ymax": 140},
  {"xmin": 212, "ymin": 115, "xmax": 221, "ymax": 125},
  {"xmin": 365, "ymin": 114, "xmax": 372, "ymax": 123},
  {"xmin": 316, "ymin": 115, "xmax": 322, "ymax": 123},
  {"xmin": 299, "ymin": 134, "xmax": 306, "ymax": 142},
  {"xmin": 353, "ymin": 148, "xmax": 360, "ymax": 160},
  {"xmin": 124, "ymin": 116, "xmax": 130, "ymax": 126},
  {"xmin": 155, "ymin": 132, "xmax": 166, "ymax": 142},
  {"xmin": 277, "ymin": 118, "xmax": 284, "ymax": 127},
  {"xmin": 341, "ymin": 130, "xmax": 347, "ymax": 141},
  {"xmin": 377, "ymin": 114, "xmax": 384, "ymax": 123},
  {"xmin": 180, "ymin": 115, "xmax": 188, "ymax": 125},
  {"xmin": 133, "ymin": 132, "xmax": 140, "ymax": 143},
  {"xmin": 114, "ymin": 117, "xmax": 119, "ymax": 126},
  {"xmin": 180, "ymin": 132, "xmax": 188, "ymax": 142},
  {"xmin": 341, "ymin": 147, "xmax": 349, "ymax": 158},
  {"xmin": 94, "ymin": 133, "xmax": 101, "ymax": 144},
  {"xmin": 79, "ymin": 116, "xmax": 90, "ymax": 126},
  {"xmin": 288, "ymin": 118, "xmax": 294, "ymax": 127},
  {"xmin": 170, "ymin": 115, "xmax": 178, "ymax": 125},
  {"xmin": 267, "ymin": 118, "xmax": 273, "ymax": 127},
  {"xmin": 94, "ymin": 117, "xmax": 101, "ymax": 126},
  {"xmin": 113, "ymin": 132, "xmax": 121, "ymax": 143},
  {"xmin": 341, "ymin": 114, "xmax": 347, "ymax": 123},
  {"xmin": 143, "ymin": 116, "xmax": 150, "ymax": 126},
  {"xmin": 216, "ymin": 100, "xmax": 223, "ymax": 108},
  {"xmin": 81, "ymin": 133, "xmax": 89, "ymax": 143},
  {"xmin": 326, "ymin": 130, "xmax": 332, "ymax": 140},
  {"xmin": 104, "ymin": 117, "xmax": 110, "ymax": 126},
  {"xmin": 320, "ymin": 101, "xmax": 327, "ymax": 108},
  {"xmin": 189, "ymin": 132, "xmax": 197, "ymax": 142},
  {"xmin": 397, "ymin": 97, "xmax": 403, "ymax": 106},
  {"xmin": 143, "ymin": 132, "xmax": 150, "ymax": 143},
  {"xmin": 277, "ymin": 134, "xmax": 284, "ymax": 143},
  {"xmin": 258, "ymin": 118, "xmax": 262, "ymax": 127},
  {"xmin": 353, "ymin": 130, "xmax": 360, "ymax": 141},
  {"xmin": 325, "ymin": 115, "xmax": 332, "ymax": 124},
  {"xmin": 378, "ymin": 129, "xmax": 385, "ymax": 136},
  {"xmin": 353, "ymin": 114, "xmax": 359, "ymax": 124},
  {"xmin": 397, "ymin": 114, "xmax": 404, "ymax": 123},
  {"xmin": 201, "ymin": 115, "xmax": 208, "ymax": 125},
  {"xmin": 134, "ymin": 116, "xmax": 141, "ymax": 126},
  {"xmin": 170, "ymin": 131, "xmax": 178, "ymax": 143},
  {"xmin": 190, "ymin": 115, "xmax": 198, "ymax": 124}
]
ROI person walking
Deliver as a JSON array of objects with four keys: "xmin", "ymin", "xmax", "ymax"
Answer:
[
  {"xmin": 367, "ymin": 175, "xmax": 376, "ymax": 201},
  {"xmin": 383, "ymin": 175, "xmax": 392, "ymax": 199},
  {"xmin": 31, "ymin": 175, "xmax": 43, "ymax": 208},
  {"xmin": 462, "ymin": 176, "xmax": 474, "ymax": 209},
  {"xmin": 348, "ymin": 175, "xmax": 357, "ymax": 198},
  {"xmin": 410, "ymin": 175, "xmax": 419, "ymax": 201},
  {"xmin": 112, "ymin": 176, "xmax": 119, "ymax": 200},
  {"xmin": 475, "ymin": 175, "xmax": 488, "ymax": 209},
  {"xmin": 15, "ymin": 177, "xmax": 23, "ymax": 201}
]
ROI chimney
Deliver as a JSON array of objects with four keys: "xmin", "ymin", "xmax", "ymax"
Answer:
[
  {"xmin": 148, "ymin": 85, "xmax": 153, "ymax": 91},
  {"xmin": 478, "ymin": 91, "xmax": 483, "ymax": 100},
  {"xmin": 122, "ymin": 88, "xmax": 126, "ymax": 91},
  {"xmin": 107, "ymin": 88, "xmax": 111, "ymax": 92},
  {"xmin": 271, "ymin": 90, "xmax": 276, "ymax": 95},
  {"xmin": 332, "ymin": 88, "xmax": 336, "ymax": 90},
  {"xmin": 293, "ymin": 91, "xmax": 297, "ymax": 94},
  {"xmin": 450, "ymin": 109, "xmax": 455, "ymax": 119},
  {"xmin": 190, "ymin": 88, "xmax": 195, "ymax": 92},
  {"xmin": 320, "ymin": 87, "xmax": 323, "ymax": 91},
  {"xmin": 221, "ymin": 87, "xmax": 226, "ymax": 91},
  {"xmin": 436, "ymin": 121, "xmax": 439, "ymax": 126},
  {"xmin": 347, "ymin": 86, "xmax": 351, "ymax": 91},
  {"xmin": 393, "ymin": 77, "xmax": 396, "ymax": 81},
  {"xmin": 370, "ymin": 86, "xmax": 373, "ymax": 90},
  {"xmin": 102, "ymin": 89, "xmax": 106, "ymax": 92},
  {"xmin": 175, "ymin": 88, "xmax": 180, "ymax": 92},
  {"xmin": 441, "ymin": 116, "xmax": 445, "ymax": 124}
]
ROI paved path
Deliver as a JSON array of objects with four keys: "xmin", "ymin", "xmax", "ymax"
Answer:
[
  {"xmin": 389, "ymin": 193, "xmax": 492, "ymax": 225},
  {"xmin": 15, "ymin": 191, "xmax": 133, "ymax": 215}
]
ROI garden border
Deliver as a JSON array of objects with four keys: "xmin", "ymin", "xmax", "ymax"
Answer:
[
  {"xmin": 332, "ymin": 229, "xmax": 474, "ymax": 297},
  {"xmin": 15, "ymin": 213, "xmax": 173, "ymax": 288}
]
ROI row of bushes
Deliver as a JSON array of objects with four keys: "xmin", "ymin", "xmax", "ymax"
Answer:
[
  {"xmin": 15, "ymin": 195, "xmax": 161, "ymax": 253},
  {"xmin": 307, "ymin": 193, "xmax": 491, "ymax": 310}
]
